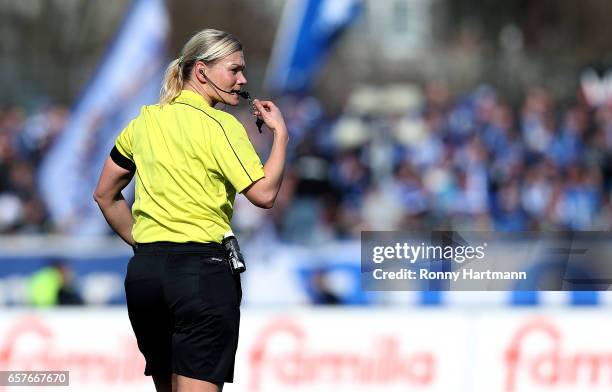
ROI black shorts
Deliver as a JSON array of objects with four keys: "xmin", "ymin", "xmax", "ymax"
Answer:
[{"xmin": 124, "ymin": 242, "xmax": 242, "ymax": 384}]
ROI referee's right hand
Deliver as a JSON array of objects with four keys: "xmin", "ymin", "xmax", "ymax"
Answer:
[{"xmin": 252, "ymin": 99, "xmax": 287, "ymax": 135}]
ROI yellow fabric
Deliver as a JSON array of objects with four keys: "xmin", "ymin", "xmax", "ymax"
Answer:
[{"xmin": 115, "ymin": 89, "xmax": 264, "ymax": 244}]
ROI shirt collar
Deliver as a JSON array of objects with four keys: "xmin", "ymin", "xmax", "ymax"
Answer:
[{"xmin": 174, "ymin": 89, "xmax": 212, "ymax": 109}]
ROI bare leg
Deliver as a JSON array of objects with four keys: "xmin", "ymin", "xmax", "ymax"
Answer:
[{"xmin": 176, "ymin": 375, "xmax": 223, "ymax": 392}]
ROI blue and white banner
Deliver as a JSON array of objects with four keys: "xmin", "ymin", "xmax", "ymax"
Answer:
[
  {"xmin": 38, "ymin": 0, "xmax": 169, "ymax": 235},
  {"xmin": 265, "ymin": 0, "xmax": 361, "ymax": 95}
]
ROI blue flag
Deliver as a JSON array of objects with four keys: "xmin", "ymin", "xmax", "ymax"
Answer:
[
  {"xmin": 265, "ymin": 0, "xmax": 361, "ymax": 95},
  {"xmin": 38, "ymin": 0, "xmax": 169, "ymax": 235}
]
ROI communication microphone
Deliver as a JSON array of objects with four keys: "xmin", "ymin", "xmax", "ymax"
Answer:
[{"xmin": 200, "ymin": 70, "xmax": 264, "ymax": 133}]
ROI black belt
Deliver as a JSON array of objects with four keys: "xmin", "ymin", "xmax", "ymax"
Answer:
[{"xmin": 133, "ymin": 241, "xmax": 225, "ymax": 258}]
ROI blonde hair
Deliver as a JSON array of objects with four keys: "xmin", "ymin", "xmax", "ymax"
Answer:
[{"xmin": 159, "ymin": 29, "xmax": 242, "ymax": 105}]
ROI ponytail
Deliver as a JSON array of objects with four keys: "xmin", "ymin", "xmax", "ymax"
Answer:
[{"xmin": 159, "ymin": 58, "xmax": 184, "ymax": 105}]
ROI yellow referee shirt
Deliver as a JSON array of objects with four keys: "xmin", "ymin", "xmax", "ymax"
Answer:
[{"xmin": 113, "ymin": 89, "xmax": 264, "ymax": 244}]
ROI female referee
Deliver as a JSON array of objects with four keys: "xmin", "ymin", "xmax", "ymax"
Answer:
[{"xmin": 94, "ymin": 29, "xmax": 288, "ymax": 392}]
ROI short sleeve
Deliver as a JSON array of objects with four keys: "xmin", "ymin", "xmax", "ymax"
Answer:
[
  {"xmin": 114, "ymin": 118, "xmax": 135, "ymax": 162},
  {"xmin": 213, "ymin": 120, "xmax": 265, "ymax": 193}
]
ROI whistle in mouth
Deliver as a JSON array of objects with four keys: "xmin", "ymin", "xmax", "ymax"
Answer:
[{"xmin": 236, "ymin": 90, "xmax": 263, "ymax": 133}]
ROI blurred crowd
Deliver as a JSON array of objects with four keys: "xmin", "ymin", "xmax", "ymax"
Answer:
[
  {"xmin": 2, "ymin": 82, "xmax": 612, "ymax": 242},
  {"xmin": 234, "ymin": 82, "xmax": 612, "ymax": 244},
  {"xmin": 0, "ymin": 104, "xmax": 68, "ymax": 233}
]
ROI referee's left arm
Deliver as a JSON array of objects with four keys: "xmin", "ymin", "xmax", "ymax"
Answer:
[{"xmin": 242, "ymin": 99, "xmax": 289, "ymax": 209}]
